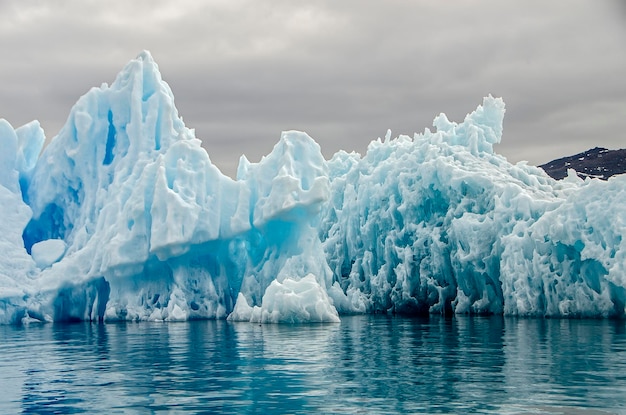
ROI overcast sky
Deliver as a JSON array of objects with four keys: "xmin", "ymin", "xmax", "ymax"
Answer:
[{"xmin": 1, "ymin": 1, "xmax": 624, "ymax": 177}]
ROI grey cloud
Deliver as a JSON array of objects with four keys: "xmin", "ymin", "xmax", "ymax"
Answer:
[{"xmin": 0, "ymin": 0, "xmax": 624, "ymax": 177}]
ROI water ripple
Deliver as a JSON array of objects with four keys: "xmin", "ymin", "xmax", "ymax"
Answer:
[{"xmin": 0, "ymin": 317, "xmax": 625, "ymax": 414}]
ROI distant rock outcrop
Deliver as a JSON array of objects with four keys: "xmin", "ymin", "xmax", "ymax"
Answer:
[{"xmin": 539, "ymin": 147, "xmax": 626, "ymax": 180}]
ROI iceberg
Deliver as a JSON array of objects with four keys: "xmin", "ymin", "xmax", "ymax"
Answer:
[
  {"xmin": 0, "ymin": 51, "xmax": 624, "ymax": 324},
  {"xmin": 228, "ymin": 274, "xmax": 340, "ymax": 323}
]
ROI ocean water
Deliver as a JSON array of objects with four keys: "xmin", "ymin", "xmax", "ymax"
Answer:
[{"xmin": 0, "ymin": 316, "xmax": 625, "ymax": 414}]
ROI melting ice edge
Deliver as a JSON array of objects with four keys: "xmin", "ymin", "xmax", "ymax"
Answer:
[{"xmin": 1, "ymin": 51, "xmax": 625, "ymax": 324}]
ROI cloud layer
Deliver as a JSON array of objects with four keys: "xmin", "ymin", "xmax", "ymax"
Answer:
[{"xmin": 1, "ymin": 1, "xmax": 624, "ymax": 177}]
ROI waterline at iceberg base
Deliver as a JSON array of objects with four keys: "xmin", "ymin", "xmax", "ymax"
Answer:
[{"xmin": 1, "ymin": 52, "xmax": 625, "ymax": 324}]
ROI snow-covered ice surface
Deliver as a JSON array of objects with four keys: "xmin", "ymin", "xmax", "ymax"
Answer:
[{"xmin": 1, "ymin": 51, "xmax": 624, "ymax": 324}]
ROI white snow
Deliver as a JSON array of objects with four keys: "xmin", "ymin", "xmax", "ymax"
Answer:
[
  {"xmin": 31, "ymin": 239, "xmax": 66, "ymax": 269},
  {"xmin": 228, "ymin": 274, "xmax": 340, "ymax": 323},
  {"xmin": 0, "ymin": 51, "xmax": 625, "ymax": 324}
]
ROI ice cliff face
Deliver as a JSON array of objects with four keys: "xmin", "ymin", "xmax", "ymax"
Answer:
[
  {"xmin": 1, "ymin": 51, "xmax": 625, "ymax": 324},
  {"xmin": 320, "ymin": 111, "xmax": 626, "ymax": 317}
]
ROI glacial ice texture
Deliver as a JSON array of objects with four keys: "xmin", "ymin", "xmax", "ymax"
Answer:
[{"xmin": 1, "ymin": 51, "xmax": 625, "ymax": 324}]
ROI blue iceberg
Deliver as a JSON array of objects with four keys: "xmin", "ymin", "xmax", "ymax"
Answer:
[{"xmin": 1, "ymin": 51, "xmax": 624, "ymax": 324}]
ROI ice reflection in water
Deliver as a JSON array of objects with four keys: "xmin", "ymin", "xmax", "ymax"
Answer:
[{"xmin": 0, "ymin": 316, "xmax": 625, "ymax": 414}]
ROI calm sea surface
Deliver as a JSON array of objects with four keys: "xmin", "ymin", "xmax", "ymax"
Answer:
[{"xmin": 0, "ymin": 316, "xmax": 625, "ymax": 414}]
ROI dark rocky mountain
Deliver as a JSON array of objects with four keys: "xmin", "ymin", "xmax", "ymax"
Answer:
[{"xmin": 539, "ymin": 147, "xmax": 626, "ymax": 180}]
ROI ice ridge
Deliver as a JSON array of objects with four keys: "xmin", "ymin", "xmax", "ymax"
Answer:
[{"xmin": 0, "ymin": 51, "xmax": 625, "ymax": 324}]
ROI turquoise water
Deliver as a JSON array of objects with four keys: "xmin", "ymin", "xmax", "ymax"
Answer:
[{"xmin": 1, "ymin": 316, "xmax": 625, "ymax": 414}]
